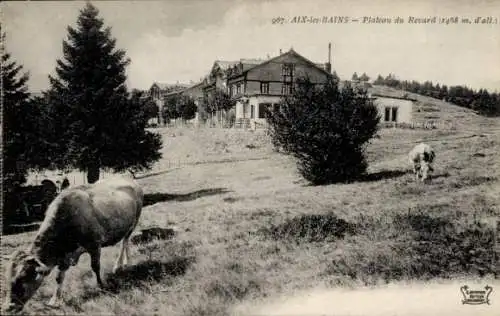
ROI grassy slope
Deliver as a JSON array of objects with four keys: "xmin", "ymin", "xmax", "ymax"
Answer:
[
  {"xmin": 370, "ymin": 84, "xmax": 498, "ymax": 131},
  {"xmin": 2, "ymin": 95, "xmax": 499, "ymax": 316}
]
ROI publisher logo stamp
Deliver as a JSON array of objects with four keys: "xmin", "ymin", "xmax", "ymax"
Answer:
[{"xmin": 460, "ymin": 285, "xmax": 493, "ymax": 305}]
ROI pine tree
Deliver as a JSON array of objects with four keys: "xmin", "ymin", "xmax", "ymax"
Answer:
[
  {"xmin": 374, "ymin": 74, "xmax": 384, "ymax": 85},
  {"xmin": 359, "ymin": 72, "xmax": 370, "ymax": 82},
  {"xmin": 1, "ymin": 26, "xmax": 38, "ymax": 225},
  {"xmin": 1, "ymin": 27, "xmax": 32, "ymax": 185},
  {"xmin": 46, "ymin": 2, "xmax": 162, "ymax": 183}
]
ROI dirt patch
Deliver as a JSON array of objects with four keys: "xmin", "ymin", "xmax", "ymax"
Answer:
[{"xmin": 232, "ymin": 279, "xmax": 499, "ymax": 316}]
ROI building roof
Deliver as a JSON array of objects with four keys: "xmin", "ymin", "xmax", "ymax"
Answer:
[
  {"xmin": 164, "ymin": 90, "xmax": 185, "ymax": 97},
  {"xmin": 155, "ymin": 47, "xmax": 333, "ymax": 91},
  {"xmin": 214, "ymin": 61, "xmax": 239, "ymax": 71},
  {"xmin": 185, "ymin": 80, "xmax": 205, "ymax": 89},
  {"xmin": 371, "ymin": 93, "xmax": 417, "ymax": 102},
  {"xmin": 228, "ymin": 48, "xmax": 332, "ymax": 78},
  {"xmin": 214, "ymin": 59, "xmax": 266, "ymax": 71},
  {"xmin": 151, "ymin": 82, "xmax": 191, "ymax": 91}
]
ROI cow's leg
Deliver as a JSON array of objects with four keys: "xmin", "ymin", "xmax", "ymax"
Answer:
[
  {"xmin": 47, "ymin": 246, "xmax": 86, "ymax": 306},
  {"xmin": 47, "ymin": 266, "xmax": 68, "ymax": 307},
  {"xmin": 123, "ymin": 238, "xmax": 130, "ymax": 266},
  {"xmin": 112, "ymin": 239, "xmax": 127, "ymax": 274},
  {"xmin": 88, "ymin": 246, "xmax": 105, "ymax": 288}
]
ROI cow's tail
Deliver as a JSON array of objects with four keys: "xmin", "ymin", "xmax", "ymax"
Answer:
[{"xmin": 127, "ymin": 182, "xmax": 144, "ymax": 239}]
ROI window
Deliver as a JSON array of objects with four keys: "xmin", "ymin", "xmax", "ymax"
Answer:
[
  {"xmin": 282, "ymin": 63, "xmax": 294, "ymax": 76},
  {"xmin": 282, "ymin": 63, "xmax": 294, "ymax": 83},
  {"xmin": 152, "ymin": 88, "xmax": 158, "ymax": 99},
  {"xmin": 384, "ymin": 106, "xmax": 399, "ymax": 122},
  {"xmin": 259, "ymin": 103, "xmax": 272, "ymax": 118},
  {"xmin": 250, "ymin": 105, "xmax": 255, "ymax": 118},
  {"xmin": 391, "ymin": 107, "xmax": 398, "ymax": 122},
  {"xmin": 282, "ymin": 83, "xmax": 292, "ymax": 95},
  {"xmin": 384, "ymin": 107, "xmax": 391, "ymax": 121},
  {"xmin": 236, "ymin": 84, "xmax": 241, "ymax": 95},
  {"xmin": 260, "ymin": 82, "xmax": 270, "ymax": 94}
]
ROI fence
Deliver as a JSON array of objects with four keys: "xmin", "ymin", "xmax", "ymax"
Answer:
[
  {"xmin": 27, "ymin": 168, "xmax": 131, "ymax": 187},
  {"xmin": 381, "ymin": 121, "xmax": 456, "ymax": 130}
]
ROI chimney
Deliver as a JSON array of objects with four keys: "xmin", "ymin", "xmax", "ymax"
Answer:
[
  {"xmin": 325, "ymin": 42, "xmax": 332, "ymax": 74},
  {"xmin": 279, "ymin": 48, "xmax": 282, "ymax": 55}
]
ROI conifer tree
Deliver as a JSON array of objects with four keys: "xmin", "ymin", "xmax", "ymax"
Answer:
[
  {"xmin": 268, "ymin": 77, "xmax": 380, "ymax": 185},
  {"xmin": 47, "ymin": 2, "xmax": 162, "ymax": 183},
  {"xmin": 359, "ymin": 72, "xmax": 370, "ymax": 82},
  {"xmin": 1, "ymin": 25, "xmax": 40, "ymax": 225},
  {"xmin": 1, "ymin": 26, "xmax": 32, "ymax": 186}
]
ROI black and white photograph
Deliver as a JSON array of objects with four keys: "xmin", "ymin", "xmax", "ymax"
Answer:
[{"xmin": 1, "ymin": 0, "xmax": 499, "ymax": 315}]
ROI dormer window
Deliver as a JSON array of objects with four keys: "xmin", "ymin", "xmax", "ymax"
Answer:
[
  {"xmin": 282, "ymin": 63, "xmax": 294, "ymax": 82},
  {"xmin": 282, "ymin": 63, "xmax": 294, "ymax": 76}
]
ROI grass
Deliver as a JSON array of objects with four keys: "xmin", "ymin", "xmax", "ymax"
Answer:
[{"xmin": 2, "ymin": 102, "xmax": 500, "ymax": 315}]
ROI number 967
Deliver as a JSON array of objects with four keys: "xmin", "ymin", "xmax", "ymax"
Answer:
[{"xmin": 272, "ymin": 17, "xmax": 285, "ymax": 24}]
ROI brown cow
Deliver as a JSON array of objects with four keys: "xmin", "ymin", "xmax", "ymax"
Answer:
[{"xmin": 3, "ymin": 177, "xmax": 144, "ymax": 313}]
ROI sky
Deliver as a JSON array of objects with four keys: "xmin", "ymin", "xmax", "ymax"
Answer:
[{"xmin": 2, "ymin": 0, "xmax": 500, "ymax": 92}]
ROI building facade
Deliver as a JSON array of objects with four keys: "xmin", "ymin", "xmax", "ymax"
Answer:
[
  {"xmin": 372, "ymin": 95, "xmax": 414, "ymax": 125},
  {"xmin": 199, "ymin": 48, "xmax": 333, "ymax": 127},
  {"xmin": 160, "ymin": 47, "xmax": 334, "ymax": 127},
  {"xmin": 227, "ymin": 49, "xmax": 332, "ymax": 126}
]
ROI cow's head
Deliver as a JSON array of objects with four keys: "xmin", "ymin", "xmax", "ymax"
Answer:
[{"xmin": 3, "ymin": 250, "xmax": 52, "ymax": 314}]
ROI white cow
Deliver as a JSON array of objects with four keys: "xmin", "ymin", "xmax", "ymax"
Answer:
[
  {"xmin": 408, "ymin": 143, "xmax": 435, "ymax": 182},
  {"xmin": 3, "ymin": 177, "xmax": 144, "ymax": 313}
]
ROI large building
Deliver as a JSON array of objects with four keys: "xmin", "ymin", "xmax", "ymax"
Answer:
[
  {"xmin": 222, "ymin": 48, "xmax": 333, "ymax": 126},
  {"xmin": 155, "ymin": 44, "xmax": 417, "ymax": 128},
  {"xmin": 160, "ymin": 45, "xmax": 335, "ymax": 127}
]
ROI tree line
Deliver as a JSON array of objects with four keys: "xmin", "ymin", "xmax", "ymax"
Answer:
[
  {"xmin": 373, "ymin": 74, "xmax": 500, "ymax": 116},
  {"xmin": 161, "ymin": 88, "xmax": 236, "ymax": 125}
]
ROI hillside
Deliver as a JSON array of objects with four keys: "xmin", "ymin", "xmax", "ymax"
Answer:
[
  {"xmin": 25, "ymin": 85, "xmax": 498, "ymax": 188},
  {"xmin": 369, "ymin": 85, "xmax": 498, "ymax": 132},
  {"xmin": 4, "ymin": 88, "xmax": 499, "ymax": 316}
]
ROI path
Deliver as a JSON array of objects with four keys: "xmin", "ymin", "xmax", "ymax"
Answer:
[{"xmin": 232, "ymin": 279, "xmax": 499, "ymax": 316}]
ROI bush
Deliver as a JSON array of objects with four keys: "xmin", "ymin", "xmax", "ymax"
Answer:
[
  {"xmin": 267, "ymin": 77, "xmax": 380, "ymax": 185},
  {"xmin": 260, "ymin": 213, "xmax": 357, "ymax": 243},
  {"xmin": 327, "ymin": 212, "xmax": 497, "ymax": 283},
  {"xmin": 396, "ymin": 213, "xmax": 497, "ymax": 277}
]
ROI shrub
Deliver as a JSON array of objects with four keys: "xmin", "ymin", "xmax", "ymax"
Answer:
[
  {"xmin": 260, "ymin": 213, "xmax": 357, "ymax": 243},
  {"xmin": 327, "ymin": 212, "xmax": 497, "ymax": 283},
  {"xmin": 267, "ymin": 77, "xmax": 380, "ymax": 185}
]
